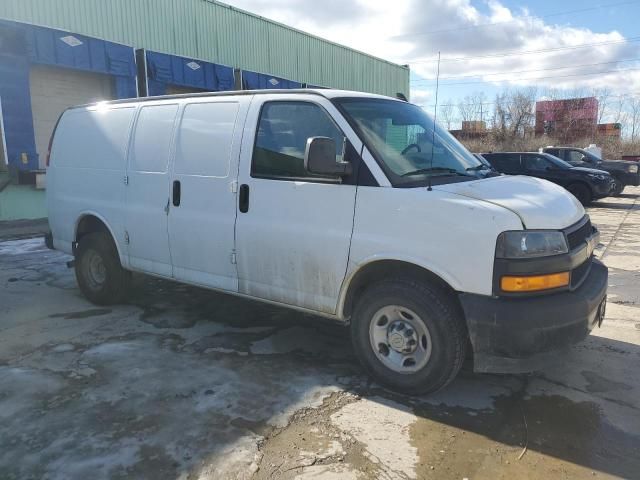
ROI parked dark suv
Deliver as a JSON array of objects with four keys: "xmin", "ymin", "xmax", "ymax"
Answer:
[
  {"xmin": 482, "ymin": 152, "xmax": 614, "ymax": 205},
  {"xmin": 542, "ymin": 146, "xmax": 640, "ymax": 196}
]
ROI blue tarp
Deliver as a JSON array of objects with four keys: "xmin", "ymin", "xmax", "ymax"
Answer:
[
  {"xmin": 0, "ymin": 20, "xmax": 137, "ymax": 169},
  {"xmin": 242, "ymin": 71, "xmax": 301, "ymax": 90},
  {"xmin": 145, "ymin": 51, "xmax": 235, "ymax": 96}
]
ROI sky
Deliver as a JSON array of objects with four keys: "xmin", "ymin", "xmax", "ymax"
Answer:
[{"xmin": 223, "ymin": 0, "xmax": 640, "ymax": 122}]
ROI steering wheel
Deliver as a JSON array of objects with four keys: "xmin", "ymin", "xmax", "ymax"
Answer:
[{"xmin": 401, "ymin": 143, "xmax": 421, "ymax": 155}]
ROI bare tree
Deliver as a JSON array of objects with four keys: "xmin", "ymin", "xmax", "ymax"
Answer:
[
  {"xmin": 457, "ymin": 96, "xmax": 476, "ymax": 123},
  {"xmin": 508, "ymin": 88, "xmax": 536, "ymax": 138},
  {"xmin": 439, "ymin": 101, "xmax": 455, "ymax": 130},
  {"xmin": 594, "ymin": 87, "xmax": 612, "ymax": 124},
  {"xmin": 457, "ymin": 91, "xmax": 488, "ymax": 128},
  {"xmin": 611, "ymin": 94, "xmax": 626, "ymax": 124},
  {"xmin": 629, "ymin": 97, "xmax": 640, "ymax": 141},
  {"xmin": 470, "ymin": 91, "xmax": 488, "ymax": 124},
  {"xmin": 491, "ymin": 88, "xmax": 536, "ymax": 142}
]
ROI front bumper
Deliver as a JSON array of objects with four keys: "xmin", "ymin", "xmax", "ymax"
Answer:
[
  {"xmin": 618, "ymin": 171, "xmax": 640, "ymax": 186},
  {"xmin": 459, "ymin": 259, "xmax": 608, "ymax": 374}
]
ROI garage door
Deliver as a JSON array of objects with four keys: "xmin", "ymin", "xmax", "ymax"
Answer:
[{"xmin": 29, "ymin": 65, "xmax": 115, "ymax": 169}]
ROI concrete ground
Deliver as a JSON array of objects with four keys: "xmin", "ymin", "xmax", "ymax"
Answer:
[
  {"xmin": 1, "ymin": 188, "xmax": 639, "ymax": 480},
  {"xmin": 0, "ymin": 218, "xmax": 49, "ymax": 241}
]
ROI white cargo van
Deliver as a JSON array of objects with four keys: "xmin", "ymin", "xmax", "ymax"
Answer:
[{"xmin": 46, "ymin": 90, "xmax": 607, "ymax": 393}]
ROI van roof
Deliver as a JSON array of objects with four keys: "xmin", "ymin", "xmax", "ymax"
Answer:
[{"xmin": 71, "ymin": 88, "xmax": 402, "ymax": 110}]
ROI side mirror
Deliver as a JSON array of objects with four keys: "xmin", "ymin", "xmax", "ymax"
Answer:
[{"xmin": 304, "ymin": 137, "xmax": 352, "ymax": 177}]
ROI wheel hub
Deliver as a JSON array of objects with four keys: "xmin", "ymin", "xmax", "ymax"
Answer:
[
  {"xmin": 368, "ymin": 305, "xmax": 433, "ymax": 374},
  {"xmin": 85, "ymin": 250, "xmax": 107, "ymax": 288},
  {"xmin": 387, "ymin": 321, "xmax": 418, "ymax": 354}
]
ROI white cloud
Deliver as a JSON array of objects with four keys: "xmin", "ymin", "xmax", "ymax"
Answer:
[
  {"xmin": 409, "ymin": 88, "xmax": 433, "ymax": 105},
  {"xmin": 223, "ymin": 0, "xmax": 640, "ymax": 94}
]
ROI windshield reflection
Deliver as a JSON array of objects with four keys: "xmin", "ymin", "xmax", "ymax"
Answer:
[{"xmin": 335, "ymin": 98, "xmax": 485, "ymax": 186}]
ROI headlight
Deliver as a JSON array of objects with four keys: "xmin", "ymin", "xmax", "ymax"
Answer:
[
  {"xmin": 628, "ymin": 164, "xmax": 639, "ymax": 173},
  {"xmin": 496, "ymin": 231, "xmax": 568, "ymax": 259}
]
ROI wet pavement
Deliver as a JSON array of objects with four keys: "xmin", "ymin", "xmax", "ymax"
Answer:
[{"xmin": 1, "ymin": 188, "xmax": 639, "ymax": 480}]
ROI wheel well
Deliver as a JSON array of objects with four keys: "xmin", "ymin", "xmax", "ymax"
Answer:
[
  {"xmin": 567, "ymin": 181, "xmax": 592, "ymax": 194},
  {"xmin": 342, "ymin": 260, "xmax": 458, "ymax": 318},
  {"xmin": 74, "ymin": 215, "xmax": 111, "ymax": 252}
]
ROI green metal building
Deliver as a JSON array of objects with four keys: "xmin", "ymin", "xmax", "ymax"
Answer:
[{"xmin": 0, "ymin": 0, "xmax": 410, "ymax": 174}]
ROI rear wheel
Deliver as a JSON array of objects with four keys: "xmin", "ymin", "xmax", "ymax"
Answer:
[
  {"xmin": 567, "ymin": 183, "xmax": 592, "ymax": 206},
  {"xmin": 75, "ymin": 232, "xmax": 131, "ymax": 305},
  {"xmin": 351, "ymin": 278, "xmax": 467, "ymax": 395}
]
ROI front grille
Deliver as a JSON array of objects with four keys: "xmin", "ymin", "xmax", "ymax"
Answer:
[{"xmin": 566, "ymin": 217, "xmax": 593, "ymax": 251}]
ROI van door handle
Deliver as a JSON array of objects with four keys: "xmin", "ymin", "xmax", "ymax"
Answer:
[
  {"xmin": 173, "ymin": 180, "xmax": 181, "ymax": 207},
  {"xmin": 239, "ymin": 184, "xmax": 249, "ymax": 213}
]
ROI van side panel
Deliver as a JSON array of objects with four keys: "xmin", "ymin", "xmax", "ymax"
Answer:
[
  {"xmin": 47, "ymin": 106, "xmax": 136, "ymax": 259},
  {"xmin": 346, "ymin": 187, "xmax": 523, "ymax": 299}
]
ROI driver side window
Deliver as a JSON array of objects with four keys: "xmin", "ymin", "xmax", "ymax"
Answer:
[
  {"xmin": 525, "ymin": 155, "xmax": 551, "ymax": 172},
  {"xmin": 251, "ymin": 101, "xmax": 345, "ymax": 180}
]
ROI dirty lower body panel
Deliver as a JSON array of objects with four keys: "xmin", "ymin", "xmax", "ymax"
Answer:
[{"xmin": 460, "ymin": 259, "xmax": 608, "ymax": 373}]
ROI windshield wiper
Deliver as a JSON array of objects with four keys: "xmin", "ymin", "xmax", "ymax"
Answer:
[
  {"xmin": 401, "ymin": 167, "xmax": 472, "ymax": 177},
  {"xmin": 466, "ymin": 164, "xmax": 489, "ymax": 171}
]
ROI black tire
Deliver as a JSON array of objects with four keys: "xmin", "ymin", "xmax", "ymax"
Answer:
[
  {"xmin": 611, "ymin": 180, "xmax": 625, "ymax": 196},
  {"xmin": 351, "ymin": 278, "xmax": 467, "ymax": 395},
  {"xmin": 567, "ymin": 183, "xmax": 592, "ymax": 206},
  {"xmin": 75, "ymin": 232, "xmax": 131, "ymax": 305}
]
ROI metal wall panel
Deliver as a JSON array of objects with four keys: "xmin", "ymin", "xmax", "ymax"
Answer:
[{"xmin": 0, "ymin": 0, "xmax": 409, "ymax": 96}]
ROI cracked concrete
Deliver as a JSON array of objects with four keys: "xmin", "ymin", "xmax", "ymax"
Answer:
[{"xmin": 1, "ymin": 188, "xmax": 639, "ymax": 479}]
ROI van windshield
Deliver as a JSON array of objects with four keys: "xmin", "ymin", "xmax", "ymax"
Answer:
[{"xmin": 334, "ymin": 98, "xmax": 483, "ymax": 186}]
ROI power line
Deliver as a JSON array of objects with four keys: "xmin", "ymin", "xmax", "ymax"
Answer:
[
  {"xmin": 417, "ymin": 93, "xmax": 640, "ymax": 108},
  {"xmin": 410, "ymin": 57, "xmax": 640, "ymax": 84},
  {"xmin": 413, "ymin": 66, "xmax": 640, "ymax": 87},
  {"xmin": 406, "ymin": 37, "xmax": 640, "ymax": 64},
  {"xmin": 393, "ymin": 0, "xmax": 640, "ymax": 40}
]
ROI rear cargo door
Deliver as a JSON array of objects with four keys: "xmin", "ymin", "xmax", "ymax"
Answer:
[{"xmin": 125, "ymin": 102, "xmax": 179, "ymax": 277}]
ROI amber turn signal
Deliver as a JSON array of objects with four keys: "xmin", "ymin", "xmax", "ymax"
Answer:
[{"xmin": 501, "ymin": 272, "xmax": 570, "ymax": 292}]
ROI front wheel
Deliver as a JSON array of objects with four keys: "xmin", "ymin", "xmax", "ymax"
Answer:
[
  {"xmin": 75, "ymin": 232, "xmax": 131, "ymax": 305},
  {"xmin": 351, "ymin": 278, "xmax": 467, "ymax": 395},
  {"xmin": 611, "ymin": 181, "xmax": 625, "ymax": 196}
]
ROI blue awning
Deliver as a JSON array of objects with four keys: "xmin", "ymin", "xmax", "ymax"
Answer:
[
  {"xmin": 242, "ymin": 71, "xmax": 301, "ymax": 90},
  {"xmin": 145, "ymin": 50, "xmax": 235, "ymax": 96},
  {"xmin": 0, "ymin": 20, "xmax": 137, "ymax": 170}
]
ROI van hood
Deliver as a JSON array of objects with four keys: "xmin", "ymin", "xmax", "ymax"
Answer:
[{"xmin": 434, "ymin": 175, "xmax": 584, "ymax": 229}]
